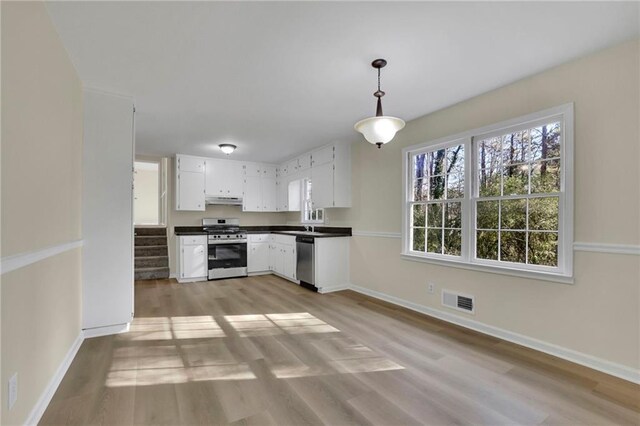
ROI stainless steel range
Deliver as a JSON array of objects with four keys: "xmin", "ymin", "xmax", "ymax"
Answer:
[{"xmin": 202, "ymin": 218, "xmax": 247, "ymax": 280}]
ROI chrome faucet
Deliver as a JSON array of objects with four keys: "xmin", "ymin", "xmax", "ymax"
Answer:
[{"xmin": 304, "ymin": 225, "xmax": 310, "ymax": 232}]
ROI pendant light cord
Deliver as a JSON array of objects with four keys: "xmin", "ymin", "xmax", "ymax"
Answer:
[{"xmin": 378, "ymin": 67, "xmax": 381, "ymax": 92}]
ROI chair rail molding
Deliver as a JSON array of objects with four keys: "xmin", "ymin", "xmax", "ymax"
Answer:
[
  {"xmin": 573, "ymin": 242, "xmax": 640, "ymax": 255},
  {"xmin": 0, "ymin": 239, "xmax": 84, "ymax": 275}
]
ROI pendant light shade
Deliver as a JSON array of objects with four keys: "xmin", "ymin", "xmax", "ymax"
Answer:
[
  {"xmin": 354, "ymin": 59, "xmax": 405, "ymax": 148},
  {"xmin": 354, "ymin": 116, "xmax": 405, "ymax": 146}
]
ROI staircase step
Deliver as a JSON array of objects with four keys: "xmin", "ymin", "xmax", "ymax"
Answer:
[
  {"xmin": 135, "ymin": 245, "xmax": 168, "ymax": 257},
  {"xmin": 135, "ymin": 256, "xmax": 169, "ymax": 268},
  {"xmin": 135, "ymin": 235, "xmax": 167, "ymax": 246},
  {"xmin": 134, "ymin": 267, "xmax": 170, "ymax": 281},
  {"xmin": 135, "ymin": 227, "xmax": 167, "ymax": 236}
]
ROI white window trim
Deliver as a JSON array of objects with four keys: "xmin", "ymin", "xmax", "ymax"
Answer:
[{"xmin": 401, "ymin": 103, "xmax": 574, "ymax": 283}]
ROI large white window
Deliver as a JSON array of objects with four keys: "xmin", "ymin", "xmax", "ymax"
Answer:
[{"xmin": 402, "ymin": 104, "xmax": 574, "ymax": 282}]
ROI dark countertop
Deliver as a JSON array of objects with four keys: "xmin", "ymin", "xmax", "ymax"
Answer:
[{"xmin": 174, "ymin": 225, "xmax": 351, "ymax": 238}]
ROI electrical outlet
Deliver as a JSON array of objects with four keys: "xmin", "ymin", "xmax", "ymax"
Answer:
[
  {"xmin": 427, "ymin": 283, "xmax": 435, "ymax": 294},
  {"xmin": 8, "ymin": 373, "xmax": 17, "ymax": 410}
]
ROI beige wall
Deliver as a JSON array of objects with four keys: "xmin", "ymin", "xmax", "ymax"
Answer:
[
  {"xmin": 345, "ymin": 39, "xmax": 640, "ymax": 370},
  {"xmin": 1, "ymin": 2, "xmax": 83, "ymax": 424},
  {"xmin": 134, "ymin": 166, "xmax": 160, "ymax": 225}
]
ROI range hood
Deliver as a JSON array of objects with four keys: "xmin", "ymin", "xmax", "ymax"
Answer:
[{"xmin": 205, "ymin": 196, "xmax": 243, "ymax": 206}]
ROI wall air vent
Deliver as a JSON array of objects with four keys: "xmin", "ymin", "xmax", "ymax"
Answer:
[{"xmin": 442, "ymin": 290, "xmax": 475, "ymax": 314}]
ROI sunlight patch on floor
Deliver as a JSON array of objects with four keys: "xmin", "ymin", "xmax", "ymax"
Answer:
[
  {"xmin": 123, "ymin": 316, "xmax": 226, "ymax": 340},
  {"xmin": 106, "ymin": 313, "xmax": 403, "ymax": 386}
]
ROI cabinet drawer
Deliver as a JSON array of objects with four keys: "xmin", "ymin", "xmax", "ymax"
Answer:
[
  {"xmin": 180, "ymin": 235, "xmax": 207, "ymax": 245},
  {"xmin": 248, "ymin": 234, "xmax": 270, "ymax": 243}
]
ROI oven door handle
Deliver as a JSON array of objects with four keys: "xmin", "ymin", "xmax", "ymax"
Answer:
[{"xmin": 208, "ymin": 239, "xmax": 247, "ymax": 245}]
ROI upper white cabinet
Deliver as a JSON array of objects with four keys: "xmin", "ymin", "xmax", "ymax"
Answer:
[
  {"xmin": 243, "ymin": 162, "xmax": 277, "ymax": 212},
  {"xmin": 175, "ymin": 154, "xmax": 205, "ymax": 211},
  {"xmin": 311, "ymin": 145, "xmax": 334, "ymax": 167},
  {"xmin": 309, "ymin": 144, "xmax": 351, "ymax": 208},
  {"xmin": 180, "ymin": 156, "xmax": 206, "ymax": 173},
  {"xmin": 174, "ymin": 143, "xmax": 350, "ymax": 212},
  {"xmin": 205, "ymin": 158, "xmax": 243, "ymax": 198}
]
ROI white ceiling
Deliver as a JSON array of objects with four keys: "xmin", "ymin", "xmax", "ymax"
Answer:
[{"xmin": 46, "ymin": 1, "xmax": 638, "ymax": 163}]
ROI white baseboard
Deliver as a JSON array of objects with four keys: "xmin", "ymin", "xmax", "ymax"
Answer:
[
  {"xmin": 24, "ymin": 331, "xmax": 84, "ymax": 426},
  {"xmin": 349, "ymin": 284, "xmax": 640, "ymax": 384},
  {"xmin": 83, "ymin": 322, "xmax": 130, "ymax": 339},
  {"xmin": 318, "ymin": 284, "xmax": 350, "ymax": 294}
]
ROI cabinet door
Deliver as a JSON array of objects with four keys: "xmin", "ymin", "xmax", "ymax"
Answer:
[
  {"xmin": 311, "ymin": 146, "xmax": 334, "ymax": 167},
  {"xmin": 181, "ymin": 243, "xmax": 206, "ymax": 278},
  {"xmin": 227, "ymin": 162, "xmax": 245, "ymax": 198},
  {"xmin": 262, "ymin": 165, "xmax": 277, "ymax": 179},
  {"xmin": 311, "ymin": 162, "xmax": 333, "ymax": 208},
  {"xmin": 179, "ymin": 155, "xmax": 206, "ymax": 173},
  {"xmin": 285, "ymin": 159, "xmax": 299, "ymax": 176},
  {"xmin": 243, "ymin": 175, "xmax": 262, "ymax": 211},
  {"xmin": 276, "ymin": 179, "xmax": 288, "ymax": 211},
  {"xmin": 283, "ymin": 245, "xmax": 296, "ymax": 280},
  {"xmin": 177, "ymin": 171, "xmax": 205, "ymax": 211},
  {"xmin": 205, "ymin": 159, "xmax": 224, "ymax": 196},
  {"xmin": 298, "ymin": 154, "xmax": 312, "ymax": 172},
  {"xmin": 248, "ymin": 242, "xmax": 269, "ymax": 273},
  {"xmin": 262, "ymin": 177, "xmax": 277, "ymax": 212},
  {"xmin": 245, "ymin": 162, "xmax": 262, "ymax": 177}
]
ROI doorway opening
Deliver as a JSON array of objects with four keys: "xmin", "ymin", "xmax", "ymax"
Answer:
[{"xmin": 134, "ymin": 158, "xmax": 167, "ymax": 226}]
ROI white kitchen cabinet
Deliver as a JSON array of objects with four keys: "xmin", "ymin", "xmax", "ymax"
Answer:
[
  {"xmin": 311, "ymin": 162, "xmax": 333, "ymax": 209},
  {"xmin": 311, "ymin": 145, "xmax": 334, "ymax": 167},
  {"xmin": 177, "ymin": 235, "xmax": 207, "ymax": 283},
  {"xmin": 243, "ymin": 175, "xmax": 263, "ymax": 211},
  {"xmin": 263, "ymin": 177, "xmax": 277, "ymax": 211},
  {"xmin": 314, "ymin": 237, "xmax": 350, "ymax": 293},
  {"xmin": 179, "ymin": 156, "xmax": 206, "ymax": 173},
  {"xmin": 276, "ymin": 179, "xmax": 288, "ymax": 212},
  {"xmin": 176, "ymin": 155, "xmax": 205, "ymax": 211},
  {"xmin": 298, "ymin": 154, "xmax": 312, "ymax": 172},
  {"xmin": 248, "ymin": 234, "xmax": 270, "ymax": 273},
  {"xmin": 243, "ymin": 162, "xmax": 277, "ymax": 212},
  {"xmin": 269, "ymin": 235, "xmax": 297, "ymax": 281},
  {"xmin": 245, "ymin": 162, "xmax": 263, "ymax": 177},
  {"xmin": 309, "ymin": 144, "xmax": 351, "ymax": 209},
  {"xmin": 205, "ymin": 158, "xmax": 244, "ymax": 198}
]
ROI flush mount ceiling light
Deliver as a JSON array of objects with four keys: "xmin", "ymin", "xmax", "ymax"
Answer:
[
  {"xmin": 354, "ymin": 59, "xmax": 405, "ymax": 148},
  {"xmin": 219, "ymin": 144, "xmax": 237, "ymax": 155}
]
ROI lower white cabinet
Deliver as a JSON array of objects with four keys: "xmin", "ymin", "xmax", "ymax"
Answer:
[
  {"xmin": 248, "ymin": 234, "xmax": 270, "ymax": 273},
  {"xmin": 269, "ymin": 235, "xmax": 297, "ymax": 281},
  {"xmin": 177, "ymin": 235, "xmax": 207, "ymax": 283}
]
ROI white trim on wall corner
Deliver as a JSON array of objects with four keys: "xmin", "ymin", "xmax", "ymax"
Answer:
[
  {"xmin": 24, "ymin": 332, "xmax": 84, "ymax": 426},
  {"xmin": 573, "ymin": 242, "xmax": 640, "ymax": 255},
  {"xmin": 348, "ymin": 284, "xmax": 640, "ymax": 384},
  {"xmin": 0, "ymin": 240, "xmax": 84, "ymax": 275}
]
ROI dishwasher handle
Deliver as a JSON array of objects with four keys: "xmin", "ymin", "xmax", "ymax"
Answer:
[{"xmin": 295, "ymin": 236, "xmax": 315, "ymax": 244}]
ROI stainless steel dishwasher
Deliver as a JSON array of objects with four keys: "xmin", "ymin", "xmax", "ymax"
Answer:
[{"xmin": 296, "ymin": 236, "xmax": 317, "ymax": 292}]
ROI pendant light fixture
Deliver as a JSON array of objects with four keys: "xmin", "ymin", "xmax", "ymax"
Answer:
[
  {"xmin": 354, "ymin": 59, "xmax": 405, "ymax": 148},
  {"xmin": 219, "ymin": 144, "xmax": 236, "ymax": 155}
]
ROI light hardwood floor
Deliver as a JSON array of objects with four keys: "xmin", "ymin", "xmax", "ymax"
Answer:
[{"xmin": 41, "ymin": 276, "xmax": 639, "ymax": 425}]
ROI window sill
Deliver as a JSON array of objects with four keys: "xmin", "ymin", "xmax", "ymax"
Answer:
[{"xmin": 400, "ymin": 253, "xmax": 574, "ymax": 284}]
